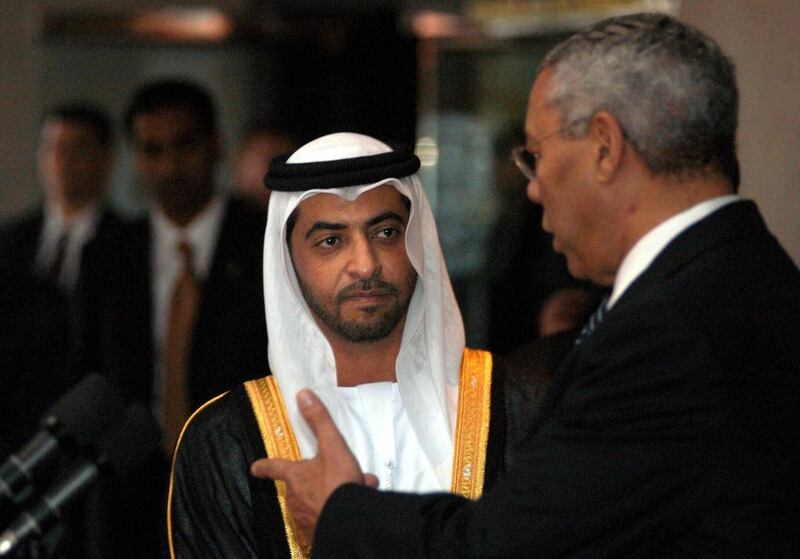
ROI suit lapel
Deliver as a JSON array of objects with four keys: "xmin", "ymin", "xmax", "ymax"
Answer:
[
  {"xmin": 613, "ymin": 200, "xmax": 763, "ymax": 312},
  {"xmin": 187, "ymin": 198, "xmax": 246, "ymax": 404}
]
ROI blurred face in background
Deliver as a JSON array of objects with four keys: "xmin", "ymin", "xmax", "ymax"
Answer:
[
  {"xmin": 233, "ymin": 132, "xmax": 297, "ymax": 209},
  {"xmin": 38, "ymin": 118, "xmax": 111, "ymax": 218},
  {"xmin": 131, "ymin": 106, "xmax": 219, "ymax": 226}
]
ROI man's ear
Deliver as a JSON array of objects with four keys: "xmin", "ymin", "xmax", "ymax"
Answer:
[{"xmin": 589, "ymin": 111, "xmax": 624, "ymax": 183}]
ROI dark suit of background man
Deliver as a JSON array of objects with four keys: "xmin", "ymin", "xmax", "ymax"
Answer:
[
  {"xmin": 253, "ymin": 13, "xmax": 800, "ymax": 558},
  {"xmin": 0, "ymin": 103, "xmax": 127, "ymax": 360},
  {"xmin": 91, "ymin": 79, "xmax": 268, "ymax": 558}
]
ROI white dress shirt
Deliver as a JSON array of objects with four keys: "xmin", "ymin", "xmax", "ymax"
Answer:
[
  {"xmin": 35, "ymin": 203, "xmax": 100, "ymax": 292},
  {"xmin": 609, "ymin": 195, "xmax": 741, "ymax": 309},
  {"xmin": 150, "ymin": 197, "xmax": 226, "ymax": 426},
  {"xmin": 332, "ymin": 382, "xmax": 442, "ymax": 493}
]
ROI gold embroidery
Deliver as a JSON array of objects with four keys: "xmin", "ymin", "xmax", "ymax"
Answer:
[
  {"xmin": 168, "ymin": 391, "xmax": 229, "ymax": 559},
  {"xmin": 245, "ymin": 377, "xmax": 310, "ymax": 559},
  {"xmin": 243, "ymin": 349, "xmax": 493, "ymax": 557},
  {"xmin": 450, "ymin": 348, "xmax": 493, "ymax": 499}
]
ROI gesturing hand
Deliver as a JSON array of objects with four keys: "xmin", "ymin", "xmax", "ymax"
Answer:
[{"xmin": 250, "ymin": 389, "xmax": 379, "ymax": 545}]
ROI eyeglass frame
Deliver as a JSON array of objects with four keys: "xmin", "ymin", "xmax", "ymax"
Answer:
[{"xmin": 511, "ymin": 116, "xmax": 592, "ymax": 181}]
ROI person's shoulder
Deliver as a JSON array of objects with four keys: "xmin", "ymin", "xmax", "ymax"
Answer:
[
  {"xmin": 223, "ymin": 195, "xmax": 267, "ymax": 229},
  {"xmin": 0, "ymin": 206, "xmax": 42, "ymax": 227},
  {"xmin": 180, "ymin": 384, "xmax": 252, "ymax": 445},
  {"xmin": 0, "ymin": 207, "xmax": 42, "ymax": 245},
  {"xmin": 97, "ymin": 210, "xmax": 149, "ymax": 249},
  {"xmin": 97, "ymin": 206, "xmax": 135, "ymax": 234},
  {"xmin": 89, "ymin": 208, "xmax": 138, "ymax": 252},
  {"xmin": 174, "ymin": 381, "xmax": 269, "ymax": 488}
]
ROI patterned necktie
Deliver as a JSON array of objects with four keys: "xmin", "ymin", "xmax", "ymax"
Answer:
[
  {"xmin": 163, "ymin": 240, "xmax": 200, "ymax": 456},
  {"xmin": 574, "ymin": 297, "xmax": 610, "ymax": 346}
]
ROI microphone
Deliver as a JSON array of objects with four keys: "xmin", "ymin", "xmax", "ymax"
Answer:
[
  {"xmin": 0, "ymin": 403, "xmax": 161, "ymax": 556},
  {"xmin": 0, "ymin": 374, "xmax": 125, "ymax": 515}
]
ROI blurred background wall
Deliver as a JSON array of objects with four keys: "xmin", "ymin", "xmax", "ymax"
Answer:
[
  {"xmin": 680, "ymin": 0, "xmax": 800, "ymax": 269},
  {"xmin": 2, "ymin": 0, "xmax": 798, "ymax": 312}
]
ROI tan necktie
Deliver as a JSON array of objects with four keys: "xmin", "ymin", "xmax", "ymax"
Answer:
[{"xmin": 163, "ymin": 240, "xmax": 200, "ymax": 456}]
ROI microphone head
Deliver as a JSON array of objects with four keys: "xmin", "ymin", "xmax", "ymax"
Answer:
[
  {"xmin": 42, "ymin": 373, "xmax": 127, "ymax": 450},
  {"xmin": 95, "ymin": 404, "xmax": 161, "ymax": 478}
]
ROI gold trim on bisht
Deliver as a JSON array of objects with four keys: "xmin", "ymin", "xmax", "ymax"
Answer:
[
  {"xmin": 450, "ymin": 348, "xmax": 493, "ymax": 499},
  {"xmin": 167, "ymin": 391, "xmax": 229, "ymax": 559},
  {"xmin": 245, "ymin": 376, "xmax": 310, "ymax": 559},
  {"xmin": 245, "ymin": 348, "xmax": 494, "ymax": 558}
]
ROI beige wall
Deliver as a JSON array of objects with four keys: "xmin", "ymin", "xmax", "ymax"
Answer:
[
  {"xmin": 680, "ymin": 0, "xmax": 800, "ymax": 266},
  {"xmin": 0, "ymin": 1, "xmax": 40, "ymax": 217}
]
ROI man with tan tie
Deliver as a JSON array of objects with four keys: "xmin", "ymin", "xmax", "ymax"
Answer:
[
  {"xmin": 116, "ymin": 79, "xmax": 270, "ymax": 452},
  {"xmin": 89, "ymin": 79, "xmax": 269, "ymax": 558}
]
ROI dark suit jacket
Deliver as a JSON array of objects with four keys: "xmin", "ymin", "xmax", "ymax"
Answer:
[
  {"xmin": 93, "ymin": 196, "xmax": 270, "ymax": 410},
  {"xmin": 0, "ymin": 206, "xmax": 130, "ymax": 359},
  {"xmin": 0, "ymin": 208, "xmax": 133, "ymax": 558},
  {"xmin": 312, "ymin": 200, "xmax": 800, "ymax": 558},
  {"xmin": 89, "ymin": 196, "xmax": 269, "ymax": 558},
  {"xmin": 0, "ymin": 266, "xmax": 77, "ymax": 456}
]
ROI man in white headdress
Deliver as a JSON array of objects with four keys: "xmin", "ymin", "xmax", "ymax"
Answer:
[{"xmin": 167, "ymin": 132, "xmax": 512, "ymax": 558}]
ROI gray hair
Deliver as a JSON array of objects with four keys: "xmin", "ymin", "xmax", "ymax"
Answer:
[{"xmin": 542, "ymin": 13, "xmax": 739, "ymax": 188}]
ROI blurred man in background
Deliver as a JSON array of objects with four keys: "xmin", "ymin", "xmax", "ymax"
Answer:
[
  {"xmin": 232, "ymin": 119, "xmax": 298, "ymax": 210},
  {"xmin": 89, "ymin": 79, "xmax": 269, "ymax": 558},
  {"xmin": 0, "ymin": 102, "xmax": 133, "ymax": 558},
  {"xmin": 0, "ymin": 103, "xmax": 127, "ymax": 352}
]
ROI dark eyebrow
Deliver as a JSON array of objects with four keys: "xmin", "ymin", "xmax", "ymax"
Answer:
[
  {"xmin": 304, "ymin": 221, "xmax": 346, "ymax": 240},
  {"xmin": 366, "ymin": 211, "xmax": 405, "ymax": 228},
  {"xmin": 304, "ymin": 211, "xmax": 406, "ymax": 240}
]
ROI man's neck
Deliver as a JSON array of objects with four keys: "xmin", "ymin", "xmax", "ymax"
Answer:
[
  {"xmin": 163, "ymin": 207, "xmax": 204, "ymax": 228},
  {"xmin": 329, "ymin": 329, "xmax": 403, "ymax": 387},
  {"xmin": 618, "ymin": 172, "xmax": 734, "ymax": 261},
  {"xmin": 49, "ymin": 199, "xmax": 98, "ymax": 226},
  {"xmin": 160, "ymin": 196, "xmax": 215, "ymax": 229}
]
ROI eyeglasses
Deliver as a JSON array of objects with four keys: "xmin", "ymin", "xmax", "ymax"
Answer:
[
  {"xmin": 511, "ymin": 145, "xmax": 537, "ymax": 182},
  {"xmin": 511, "ymin": 118, "xmax": 591, "ymax": 181}
]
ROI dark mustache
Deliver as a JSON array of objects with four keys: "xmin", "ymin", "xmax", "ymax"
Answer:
[{"xmin": 337, "ymin": 278, "xmax": 398, "ymax": 302}]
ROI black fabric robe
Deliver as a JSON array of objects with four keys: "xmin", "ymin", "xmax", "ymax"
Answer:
[{"xmin": 169, "ymin": 357, "xmax": 521, "ymax": 558}]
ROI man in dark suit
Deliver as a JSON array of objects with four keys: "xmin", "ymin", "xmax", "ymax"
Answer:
[
  {"xmin": 106, "ymin": 79, "xmax": 269, "ymax": 446},
  {"xmin": 90, "ymin": 79, "xmax": 268, "ymax": 557},
  {"xmin": 0, "ymin": 103, "xmax": 131, "ymax": 559},
  {"xmin": 0, "ymin": 103, "xmax": 127, "ymax": 355},
  {"xmin": 252, "ymin": 13, "xmax": 800, "ymax": 557}
]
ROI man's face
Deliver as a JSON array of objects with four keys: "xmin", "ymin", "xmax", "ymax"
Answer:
[
  {"xmin": 289, "ymin": 184, "xmax": 417, "ymax": 344},
  {"xmin": 131, "ymin": 107, "xmax": 218, "ymax": 223},
  {"xmin": 38, "ymin": 118, "xmax": 111, "ymax": 213},
  {"xmin": 524, "ymin": 68, "xmax": 615, "ymax": 285}
]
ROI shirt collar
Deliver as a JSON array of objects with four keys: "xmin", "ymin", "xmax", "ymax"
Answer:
[
  {"xmin": 42, "ymin": 203, "xmax": 101, "ymax": 243},
  {"xmin": 609, "ymin": 194, "xmax": 742, "ymax": 308},
  {"xmin": 150, "ymin": 197, "xmax": 225, "ymax": 279}
]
